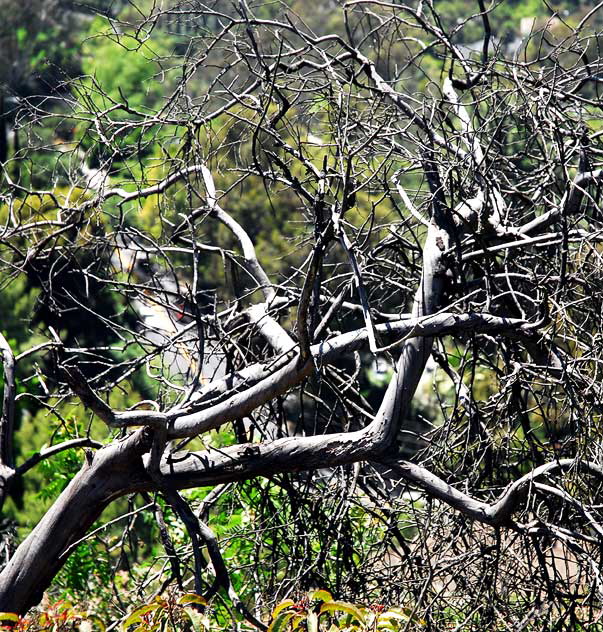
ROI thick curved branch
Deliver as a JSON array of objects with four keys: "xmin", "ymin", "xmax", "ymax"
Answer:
[
  {"xmin": 200, "ymin": 165, "xmax": 294, "ymax": 355},
  {"xmin": 0, "ymin": 431, "xmax": 152, "ymax": 614},
  {"xmin": 200, "ymin": 166, "xmax": 274, "ymax": 301},
  {"xmin": 168, "ymin": 311, "xmax": 533, "ymax": 439},
  {"xmin": 246, "ymin": 303, "xmax": 295, "ymax": 356},
  {"xmin": 378, "ymin": 458, "xmax": 603, "ymax": 528},
  {"xmin": 102, "ymin": 165, "xmax": 209, "ymax": 205},
  {"xmin": 163, "ymin": 447, "xmax": 603, "ymax": 533}
]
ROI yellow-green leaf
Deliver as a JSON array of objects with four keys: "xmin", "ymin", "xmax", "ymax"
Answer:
[
  {"xmin": 152, "ymin": 597, "xmax": 168, "ymax": 607},
  {"xmin": 0, "ymin": 614, "xmax": 18, "ymax": 623},
  {"xmin": 177, "ymin": 594, "xmax": 207, "ymax": 607},
  {"xmin": 320, "ymin": 601, "xmax": 365, "ymax": 624},
  {"xmin": 379, "ymin": 608, "xmax": 425, "ymax": 626},
  {"xmin": 122, "ymin": 604, "xmax": 161, "ymax": 630},
  {"xmin": 267, "ymin": 610, "xmax": 296, "ymax": 632},
  {"xmin": 271, "ymin": 600, "xmax": 295, "ymax": 619},
  {"xmin": 309, "ymin": 589, "xmax": 333, "ymax": 603}
]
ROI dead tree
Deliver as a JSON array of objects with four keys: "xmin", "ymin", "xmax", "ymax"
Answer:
[{"xmin": 1, "ymin": 1, "xmax": 603, "ymax": 626}]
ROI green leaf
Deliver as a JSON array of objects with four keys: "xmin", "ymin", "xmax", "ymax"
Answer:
[
  {"xmin": 15, "ymin": 27, "xmax": 27, "ymax": 45},
  {"xmin": 122, "ymin": 603, "xmax": 161, "ymax": 630},
  {"xmin": 379, "ymin": 608, "xmax": 425, "ymax": 626},
  {"xmin": 448, "ymin": 353, "xmax": 461, "ymax": 369},
  {"xmin": 378, "ymin": 611, "xmax": 407, "ymax": 622},
  {"xmin": 271, "ymin": 600, "xmax": 296, "ymax": 618},
  {"xmin": 0, "ymin": 613, "xmax": 18, "ymax": 624},
  {"xmin": 320, "ymin": 602, "xmax": 366, "ymax": 624},
  {"xmin": 177, "ymin": 594, "xmax": 207, "ymax": 607},
  {"xmin": 267, "ymin": 610, "xmax": 296, "ymax": 632},
  {"xmin": 309, "ymin": 589, "xmax": 333, "ymax": 603}
]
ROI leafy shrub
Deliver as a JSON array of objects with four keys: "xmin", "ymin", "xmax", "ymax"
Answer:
[
  {"xmin": 0, "ymin": 593, "xmax": 207, "ymax": 632},
  {"xmin": 121, "ymin": 593, "xmax": 208, "ymax": 632},
  {"xmin": 0, "ymin": 599, "xmax": 105, "ymax": 631},
  {"xmin": 268, "ymin": 590, "xmax": 424, "ymax": 632}
]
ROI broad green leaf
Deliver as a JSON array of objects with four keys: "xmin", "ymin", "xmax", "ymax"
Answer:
[
  {"xmin": 309, "ymin": 589, "xmax": 333, "ymax": 603},
  {"xmin": 0, "ymin": 614, "xmax": 18, "ymax": 623},
  {"xmin": 177, "ymin": 594, "xmax": 207, "ymax": 607},
  {"xmin": 271, "ymin": 600, "xmax": 295, "ymax": 619},
  {"xmin": 338, "ymin": 613, "xmax": 355, "ymax": 629},
  {"xmin": 379, "ymin": 608, "xmax": 425, "ymax": 626},
  {"xmin": 320, "ymin": 602, "xmax": 365, "ymax": 624},
  {"xmin": 267, "ymin": 610, "xmax": 296, "ymax": 632},
  {"xmin": 122, "ymin": 603, "xmax": 161, "ymax": 630}
]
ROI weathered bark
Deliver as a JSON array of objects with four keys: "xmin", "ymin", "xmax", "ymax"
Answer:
[
  {"xmin": 0, "ymin": 224, "xmax": 451, "ymax": 614},
  {"xmin": 0, "ymin": 432, "xmax": 151, "ymax": 614}
]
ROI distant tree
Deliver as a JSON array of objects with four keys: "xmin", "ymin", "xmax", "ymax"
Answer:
[
  {"xmin": 0, "ymin": 0, "xmax": 85, "ymax": 96},
  {"xmin": 2, "ymin": 1, "xmax": 603, "ymax": 628}
]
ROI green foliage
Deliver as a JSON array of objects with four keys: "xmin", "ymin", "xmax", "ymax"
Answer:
[
  {"xmin": 267, "ymin": 590, "xmax": 425, "ymax": 632},
  {"xmin": 0, "ymin": 0, "xmax": 81, "ymax": 94},
  {"xmin": 74, "ymin": 16, "xmax": 181, "ymax": 178},
  {"xmin": 80, "ymin": 18, "xmax": 171, "ymax": 114},
  {"xmin": 54, "ymin": 542, "xmax": 112, "ymax": 595},
  {"xmin": 37, "ymin": 446, "xmax": 81, "ymax": 503},
  {"xmin": 122, "ymin": 593, "xmax": 208, "ymax": 632},
  {"xmin": 0, "ymin": 599, "xmax": 106, "ymax": 631}
]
